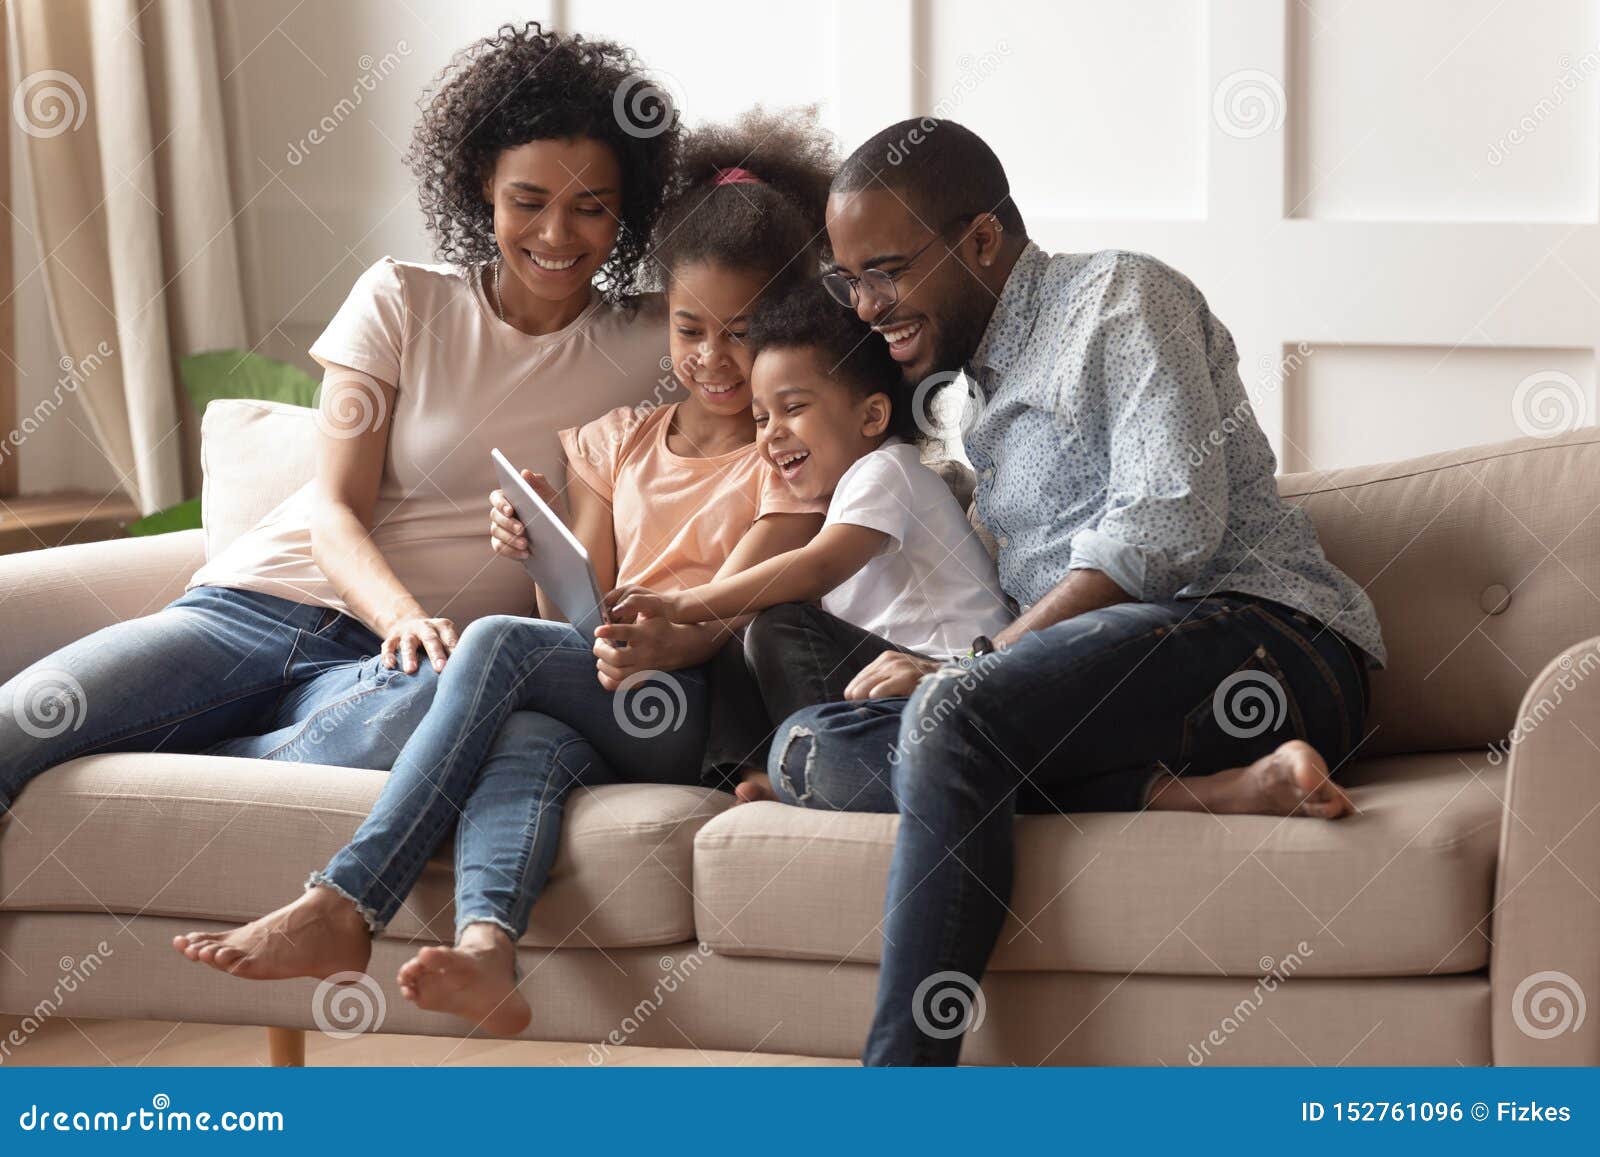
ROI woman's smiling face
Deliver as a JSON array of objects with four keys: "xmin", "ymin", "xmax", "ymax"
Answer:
[
  {"xmin": 665, "ymin": 262, "xmax": 768, "ymax": 418},
  {"xmin": 484, "ymin": 137, "xmax": 623, "ymax": 305}
]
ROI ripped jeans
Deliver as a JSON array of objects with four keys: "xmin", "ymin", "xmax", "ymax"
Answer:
[
  {"xmin": 0, "ymin": 586, "xmax": 439, "ymax": 812},
  {"xmin": 766, "ymin": 595, "xmax": 1370, "ymax": 1066},
  {"xmin": 701, "ymin": 602, "xmax": 916, "ymax": 788}
]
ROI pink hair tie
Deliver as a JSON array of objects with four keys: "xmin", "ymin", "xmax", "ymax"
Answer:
[{"xmin": 713, "ymin": 166, "xmax": 763, "ymax": 186}]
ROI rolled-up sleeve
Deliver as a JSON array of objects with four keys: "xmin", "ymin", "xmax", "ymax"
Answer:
[{"xmin": 1065, "ymin": 255, "xmax": 1232, "ymax": 600}]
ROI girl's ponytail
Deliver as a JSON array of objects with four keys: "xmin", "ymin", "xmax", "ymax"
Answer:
[{"xmin": 651, "ymin": 107, "xmax": 837, "ymax": 298}]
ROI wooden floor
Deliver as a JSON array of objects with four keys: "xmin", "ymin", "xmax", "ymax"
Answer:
[{"xmin": 0, "ymin": 1015, "xmax": 850, "ymax": 1067}]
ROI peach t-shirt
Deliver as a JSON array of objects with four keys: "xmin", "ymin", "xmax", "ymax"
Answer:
[
  {"xmin": 188, "ymin": 258, "xmax": 668, "ymax": 626},
  {"xmin": 559, "ymin": 403, "xmax": 822, "ymax": 591}
]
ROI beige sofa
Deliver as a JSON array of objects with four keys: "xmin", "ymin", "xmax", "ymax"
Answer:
[{"xmin": 2, "ymin": 401, "xmax": 1598, "ymax": 1066}]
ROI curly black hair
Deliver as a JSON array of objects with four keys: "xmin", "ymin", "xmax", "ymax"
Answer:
[
  {"xmin": 650, "ymin": 107, "xmax": 836, "ymax": 299},
  {"xmin": 748, "ymin": 282, "xmax": 920, "ymax": 443},
  {"xmin": 406, "ymin": 22, "xmax": 679, "ymax": 302}
]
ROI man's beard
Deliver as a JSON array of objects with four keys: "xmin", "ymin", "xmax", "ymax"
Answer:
[{"xmin": 914, "ymin": 282, "xmax": 994, "ymax": 382}]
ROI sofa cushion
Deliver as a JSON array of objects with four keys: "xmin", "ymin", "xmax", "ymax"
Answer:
[
  {"xmin": 693, "ymin": 751, "xmax": 1504, "ymax": 977},
  {"xmin": 1281, "ymin": 428, "xmax": 1600, "ymax": 756},
  {"xmin": 0, "ymin": 754, "xmax": 729, "ymax": 949},
  {"xmin": 200, "ymin": 399, "xmax": 318, "ymax": 558}
]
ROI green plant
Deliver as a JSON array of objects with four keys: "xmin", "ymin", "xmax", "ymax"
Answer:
[
  {"xmin": 126, "ymin": 497, "xmax": 201, "ymax": 537},
  {"xmin": 179, "ymin": 349, "xmax": 321, "ymax": 411}
]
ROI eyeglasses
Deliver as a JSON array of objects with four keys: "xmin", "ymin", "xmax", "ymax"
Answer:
[{"xmin": 820, "ymin": 215, "xmax": 976, "ymax": 311}]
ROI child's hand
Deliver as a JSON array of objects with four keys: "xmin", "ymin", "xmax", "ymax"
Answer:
[
  {"xmin": 605, "ymin": 584, "xmax": 678, "ymax": 624},
  {"xmin": 488, "ymin": 489, "xmax": 529, "ymax": 558},
  {"xmin": 489, "ymin": 469, "xmax": 557, "ymax": 559}
]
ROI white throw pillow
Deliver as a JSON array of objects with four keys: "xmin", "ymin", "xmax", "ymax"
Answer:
[{"xmin": 199, "ymin": 399, "xmax": 318, "ymax": 559}]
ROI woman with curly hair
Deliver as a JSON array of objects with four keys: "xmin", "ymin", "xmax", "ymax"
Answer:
[
  {"xmin": 0, "ymin": 24, "xmax": 676, "ymax": 808},
  {"xmin": 176, "ymin": 109, "xmax": 842, "ymax": 1037}
]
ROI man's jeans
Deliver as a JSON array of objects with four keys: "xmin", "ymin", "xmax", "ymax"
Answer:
[
  {"xmin": 0, "ymin": 586, "xmax": 440, "ymax": 812},
  {"xmin": 315, "ymin": 616, "xmax": 709, "ymax": 941},
  {"xmin": 767, "ymin": 595, "xmax": 1369, "ymax": 1065}
]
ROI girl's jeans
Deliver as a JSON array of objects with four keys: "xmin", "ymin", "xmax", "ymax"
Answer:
[{"xmin": 314, "ymin": 615, "xmax": 708, "ymax": 942}]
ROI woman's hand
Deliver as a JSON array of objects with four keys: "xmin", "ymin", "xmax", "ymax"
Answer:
[
  {"xmin": 844, "ymin": 651, "xmax": 941, "ymax": 700},
  {"xmin": 489, "ymin": 469, "xmax": 557, "ymax": 560},
  {"xmin": 604, "ymin": 584, "xmax": 681, "ymax": 624},
  {"xmin": 380, "ymin": 615, "xmax": 459, "ymax": 674}
]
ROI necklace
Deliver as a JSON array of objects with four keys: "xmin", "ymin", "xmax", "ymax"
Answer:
[{"xmin": 490, "ymin": 259, "xmax": 504, "ymax": 322}]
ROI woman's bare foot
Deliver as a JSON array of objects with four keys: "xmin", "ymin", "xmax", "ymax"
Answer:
[
  {"xmin": 733, "ymin": 767, "xmax": 775, "ymax": 805},
  {"xmin": 1148, "ymin": 740, "xmax": 1354, "ymax": 819},
  {"xmin": 170, "ymin": 885, "xmax": 372, "ymax": 980},
  {"xmin": 396, "ymin": 923, "xmax": 530, "ymax": 1036}
]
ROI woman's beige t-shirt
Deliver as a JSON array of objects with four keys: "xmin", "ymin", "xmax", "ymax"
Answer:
[
  {"xmin": 559, "ymin": 403, "xmax": 824, "ymax": 592},
  {"xmin": 189, "ymin": 258, "xmax": 669, "ymax": 626}
]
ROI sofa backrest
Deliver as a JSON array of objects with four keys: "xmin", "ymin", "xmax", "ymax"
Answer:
[
  {"xmin": 200, "ymin": 399, "xmax": 318, "ymax": 557},
  {"xmin": 200, "ymin": 398, "xmax": 982, "ymax": 556},
  {"xmin": 1280, "ymin": 428, "xmax": 1600, "ymax": 757}
]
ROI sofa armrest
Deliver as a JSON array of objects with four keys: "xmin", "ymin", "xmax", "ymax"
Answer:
[
  {"xmin": 1491, "ymin": 635, "xmax": 1600, "ymax": 1065},
  {"xmin": 0, "ymin": 530, "xmax": 204, "ymax": 682}
]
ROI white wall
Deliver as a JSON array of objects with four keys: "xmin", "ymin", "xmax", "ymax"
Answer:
[{"xmin": 212, "ymin": 0, "xmax": 1600, "ymax": 472}]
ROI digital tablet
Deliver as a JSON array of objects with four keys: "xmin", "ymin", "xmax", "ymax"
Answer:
[{"xmin": 491, "ymin": 448, "xmax": 608, "ymax": 640}]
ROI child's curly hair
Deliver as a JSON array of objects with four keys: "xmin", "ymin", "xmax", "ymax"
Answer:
[
  {"xmin": 748, "ymin": 283, "xmax": 921, "ymax": 444},
  {"xmin": 406, "ymin": 22, "xmax": 679, "ymax": 302},
  {"xmin": 651, "ymin": 107, "xmax": 836, "ymax": 298}
]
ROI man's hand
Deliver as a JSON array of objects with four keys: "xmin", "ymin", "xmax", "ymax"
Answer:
[
  {"xmin": 604, "ymin": 584, "xmax": 681, "ymax": 625},
  {"xmin": 844, "ymin": 650, "xmax": 942, "ymax": 700},
  {"xmin": 994, "ymin": 567, "xmax": 1133, "ymax": 648}
]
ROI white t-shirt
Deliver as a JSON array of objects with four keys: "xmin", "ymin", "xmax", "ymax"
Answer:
[
  {"xmin": 189, "ymin": 258, "xmax": 668, "ymax": 626},
  {"xmin": 821, "ymin": 439, "xmax": 1013, "ymax": 659}
]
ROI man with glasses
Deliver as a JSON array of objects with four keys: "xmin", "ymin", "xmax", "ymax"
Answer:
[{"xmin": 771, "ymin": 118, "xmax": 1386, "ymax": 1065}]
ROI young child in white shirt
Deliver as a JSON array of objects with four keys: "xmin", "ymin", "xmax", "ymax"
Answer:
[{"xmin": 606, "ymin": 284, "xmax": 1013, "ymax": 800}]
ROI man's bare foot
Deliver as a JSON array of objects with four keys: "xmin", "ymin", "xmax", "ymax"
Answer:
[
  {"xmin": 170, "ymin": 885, "xmax": 372, "ymax": 980},
  {"xmin": 1148, "ymin": 740, "xmax": 1354, "ymax": 819},
  {"xmin": 396, "ymin": 924, "xmax": 530, "ymax": 1036},
  {"xmin": 733, "ymin": 767, "xmax": 775, "ymax": 805}
]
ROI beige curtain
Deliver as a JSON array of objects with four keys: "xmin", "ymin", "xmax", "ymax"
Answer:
[{"xmin": 8, "ymin": 0, "xmax": 246, "ymax": 513}]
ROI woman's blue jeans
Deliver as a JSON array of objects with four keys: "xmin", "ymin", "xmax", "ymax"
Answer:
[
  {"xmin": 314, "ymin": 615, "xmax": 708, "ymax": 942},
  {"xmin": 0, "ymin": 586, "xmax": 441, "ymax": 812},
  {"xmin": 767, "ymin": 595, "xmax": 1369, "ymax": 1066}
]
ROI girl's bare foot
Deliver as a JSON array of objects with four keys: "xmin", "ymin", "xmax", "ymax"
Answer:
[
  {"xmin": 170, "ymin": 885, "xmax": 372, "ymax": 980},
  {"xmin": 1148, "ymin": 739, "xmax": 1354, "ymax": 819},
  {"xmin": 396, "ymin": 923, "xmax": 531, "ymax": 1037},
  {"xmin": 733, "ymin": 767, "xmax": 775, "ymax": 804}
]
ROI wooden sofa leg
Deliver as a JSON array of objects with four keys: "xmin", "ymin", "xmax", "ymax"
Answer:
[{"xmin": 266, "ymin": 1026, "xmax": 306, "ymax": 1067}]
